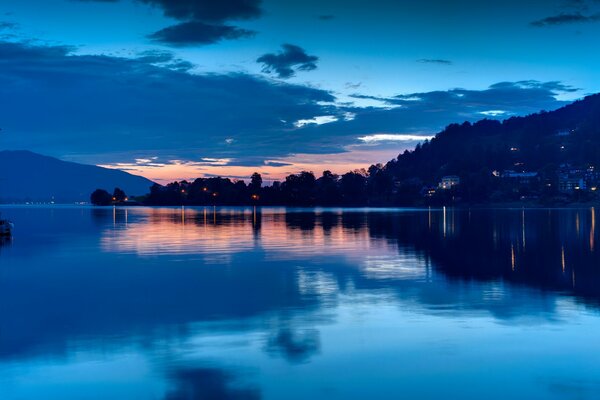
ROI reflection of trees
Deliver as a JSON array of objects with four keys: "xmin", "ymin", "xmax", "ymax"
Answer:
[
  {"xmin": 164, "ymin": 366, "xmax": 260, "ymax": 400},
  {"xmin": 281, "ymin": 208, "xmax": 600, "ymax": 307}
]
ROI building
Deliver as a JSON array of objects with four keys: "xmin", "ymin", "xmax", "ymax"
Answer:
[
  {"xmin": 438, "ymin": 176, "xmax": 460, "ymax": 190},
  {"xmin": 500, "ymin": 171, "xmax": 539, "ymax": 184},
  {"xmin": 556, "ymin": 165, "xmax": 599, "ymax": 193},
  {"xmin": 559, "ymin": 176, "xmax": 586, "ymax": 193}
]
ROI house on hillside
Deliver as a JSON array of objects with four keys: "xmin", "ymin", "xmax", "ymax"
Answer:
[
  {"xmin": 558, "ymin": 164, "xmax": 598, "ymax": 193},
  {"xmin": 501, "ymin": 171, "xmax": 539, "ymax": 184},
  {"xmin": 438, "ymin": 176, "xmax": 460, "ymax": 190}
]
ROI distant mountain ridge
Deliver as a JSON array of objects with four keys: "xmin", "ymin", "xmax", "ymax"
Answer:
[{"xmin": 0, "ymin": 151, "xmax": 154, "ymax": 203}]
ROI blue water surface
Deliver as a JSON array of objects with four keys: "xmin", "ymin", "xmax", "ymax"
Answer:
[{"xmin": 0, "ymin": 206, "xmax": 599, "ymax": 399}]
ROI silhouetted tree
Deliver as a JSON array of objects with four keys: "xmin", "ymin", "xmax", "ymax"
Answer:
[
  {"xmin": 113, "ymin": 187, "xmax": 127, "ymax": 202},
  {"xmin": 91, "ymin": 189, "xmax": 112, "ymax": 206}
]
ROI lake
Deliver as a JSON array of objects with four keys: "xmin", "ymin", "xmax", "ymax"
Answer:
[{"xmin": 1, "ymin": 206, "xmax": 599, "ymax": 399}]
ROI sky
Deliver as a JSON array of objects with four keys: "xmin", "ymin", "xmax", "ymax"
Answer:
[{"xmin": 0, "ymin": 0, "xmax": 599, "ymax": 183}]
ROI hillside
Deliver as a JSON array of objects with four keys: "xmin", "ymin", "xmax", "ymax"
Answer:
[
  {"xmin": 0, "ymin": 151, "xmax": 154, "ymax": 203},
  {"xmin": 374, "ymin": 93, "xmax": 600, "ymax": 203},
  {"xmin": 387, "ymin": 93, "xmax": 600, "ymax": 183}
]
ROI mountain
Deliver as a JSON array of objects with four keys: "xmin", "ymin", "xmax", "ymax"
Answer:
[{"xmin": 0, "ymin": 151, "xmax": 154, "ymax": 203}]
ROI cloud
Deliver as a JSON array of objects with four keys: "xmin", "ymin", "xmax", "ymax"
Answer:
[
  {"xmin": 326, "ymin": 80, "xmax": 575, "ymax": 141},
  {"xmin": 358, "ymin": 134, "xmax": 435, "ymax": 143},
  {"xmin": 257, "ymin": 44, "xmax": 318, "ymax": 79},
  {"xmin": 76, "ymin": 0, "xmax": 263, "ymax": 46},
  {"xmin": 417, "ymin": 58, "xmax": 453, "ymax": 65},
  {"xmin": 0, "ymin": 40, "xmax": 575, "ymax": 173},
  {"xmin": 0, "ymin": 21, "xmax": 17, "ymax": 30},
  {"xmin": 0, "ymin": 40, "xmax": 336, "ymax": 165},
  {"xmin": 148, "ymin": 21, "xmax": 254, "ymax": 46},
  {"xmin": 294, "ymin": 115, "xmax": 338, "ymax": 127},
  {"xmin": 531, "ymin": 12, "xmax": 600, "ymax": 26},
  {"xmin": 318, "ymin": 15, "xmax": 335, "ymax": 20},
  {"xmin": 76, "ymin": 0, "xmax": 262, "ymax": 22},
  {"xmin": 135, "ymin": 50, "xmax": 195, "ymax": 71},
  {"xmin": 137, "ymin": 0, "xmax": 262, "ymax": 22}
]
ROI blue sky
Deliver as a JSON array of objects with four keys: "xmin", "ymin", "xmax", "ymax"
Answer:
[{"xmin": 1, "ymin": 0, "xmax": 599, "ymax": 181}]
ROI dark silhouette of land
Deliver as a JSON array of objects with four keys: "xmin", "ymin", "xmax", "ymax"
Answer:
[
  {"xmin": 0, "ymin": 150, "xmax": 153, "ymax": 203},
  {"xmin": 90, "ymin": 93, "xmax": 600, "ymax": 207}
]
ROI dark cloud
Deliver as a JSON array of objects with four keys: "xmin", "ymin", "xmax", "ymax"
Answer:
[
  {"xmin": 0, "ymin": 41, "xmax": 575, "ymax": 168},
  {"xmin": 531, "ymin": 12, "xmax": 600, "ymax": 26},
  {"xmin": 324, "ymin": 80, "xmax": 574, "ymax": 140},
  {"xmin": 76, "ymin": 0, "xmax": 262, "ymax": 46},
  {"xmin": 138, "ymin": 0, "xmax": 262, "ymax": 23},
  {"xmin": 76, "ymin": 0, "xmax": 262, "ymax": 22},
  {"xmin": 0, "ymin": 21, "xmax": 17, "ymax": 30},
  {"xmin": 148, "ymin": 21, "xmax": 254, "ymax": 46},
  {"xmin": 264, "ymin": 161, "xmax": 293, "ymax": 167},
  {"xmin": 0, "ymin": 40, "xmax": 337, "ymax": 166},
  {"xmin": 417, "ymin": 58, "xmax": 453, "ymax": 65},
  {"xmin": 257, "ymin": 44, "xmax": 318, "ymax": 79},
  {"xmin": 345, "ymin": 82, "xmax": 362, "ymax": 89}
]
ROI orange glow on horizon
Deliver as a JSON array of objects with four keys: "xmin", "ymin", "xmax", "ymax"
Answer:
[{"xmin": 98, "ymin": 147, "xmax": 407, "ymax": 185}]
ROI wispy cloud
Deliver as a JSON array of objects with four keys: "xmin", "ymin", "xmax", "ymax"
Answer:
[
  {"xmin": 531, "ymin": 12, "xmax": 600, "ymax": 26},
  {"xmin": 417, "ymin": 58, "xmax": 453, "ymax": 65},
  {"xmin": 358, "ymin": 134, "xmax": 434, "ymax": 143}
]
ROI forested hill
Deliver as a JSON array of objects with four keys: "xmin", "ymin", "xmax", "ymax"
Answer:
[{"xmin": 385, "ymin": 93, "xmax": 600, "ymax": 184}]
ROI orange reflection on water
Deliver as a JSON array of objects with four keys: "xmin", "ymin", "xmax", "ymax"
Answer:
[{"xmin": 102, "ymin": 208, "xmax": 398, "ymax": 263}]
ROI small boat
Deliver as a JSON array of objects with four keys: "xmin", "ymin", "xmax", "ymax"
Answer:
[{"xmin": 0, "ymin": 215, "xmax": 14, "ymax": 237}]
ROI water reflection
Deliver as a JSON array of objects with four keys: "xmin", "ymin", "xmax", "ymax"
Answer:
[{"xmin": 1, "ymin": 206, "xmax": 600, "ymax": 399}]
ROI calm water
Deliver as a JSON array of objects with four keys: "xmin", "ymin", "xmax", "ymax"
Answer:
[{"xmin": 1, "ymin": 206, "xmax": 600, "ymax": 399}]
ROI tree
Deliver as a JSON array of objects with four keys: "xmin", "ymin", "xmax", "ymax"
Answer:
[
  {"xmin": 249, "ymin": 172, "xmax": 263, "ymax": 192},
  {"xmin": 91, "ymin": 189, "xmax": 112, "ymax": 206},
  {"xmin": 113, "ymin": 187, "xmax": 127, "ymax": 202}
]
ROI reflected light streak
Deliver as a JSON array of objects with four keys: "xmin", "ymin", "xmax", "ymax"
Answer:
[
  {"xmin": 511, "ymin": 244, "xmax": 516, "ymax": 271},
  {"xmin": 591, "ymin": 207, "xmax": 596, "ymax": 252},
  {"xmin": 522, "ymin": 208, "xmax": 526, "ymax": 250},
  {"xmin": 443, "ymin": 207, "xmax": 447, "ymax": 238}
]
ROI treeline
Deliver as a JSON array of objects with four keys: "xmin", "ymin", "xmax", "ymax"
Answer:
[
  {"xmin": 90, "ymin": 188, "xmax": 129, "ymax": 206},
  {"xmin": 92, "ymin": 93, "xmax": 600, "ymax": 207},
  {"xmin": 143, "ymin": 170, "xmax": 411, "ymax": 206}
]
